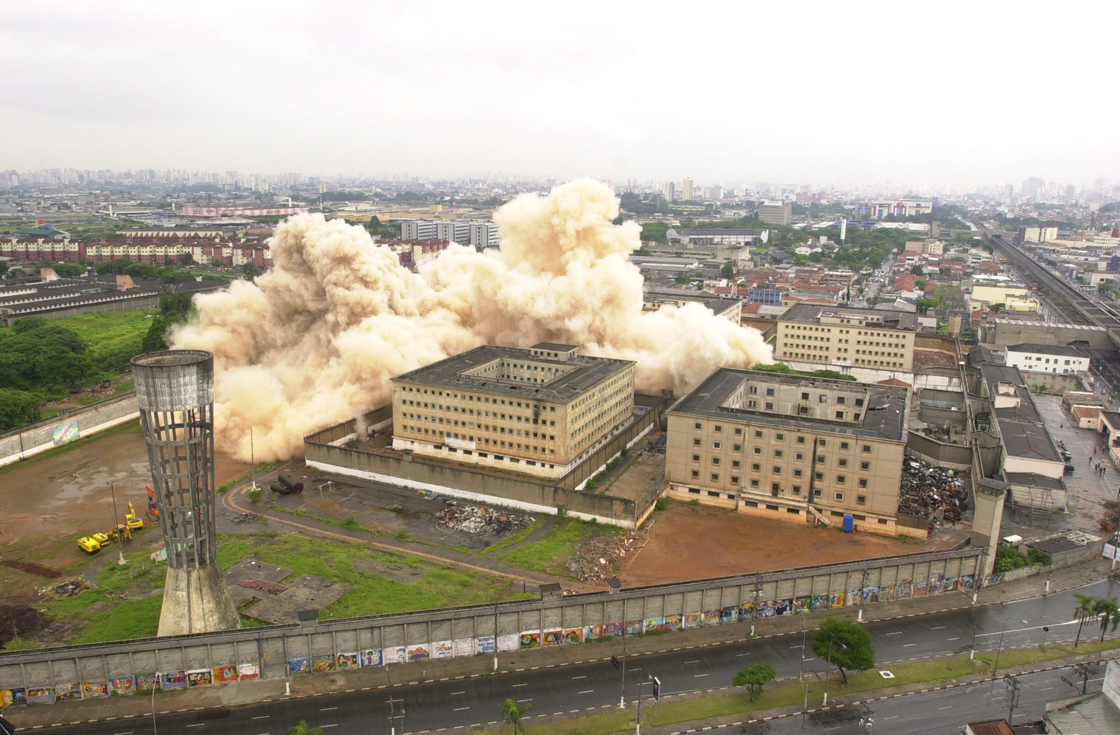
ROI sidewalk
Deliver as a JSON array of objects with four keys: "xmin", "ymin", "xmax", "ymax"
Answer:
[{"xmin": 4, "ymin": 558, "xmax": 1114, "ymax": 729}]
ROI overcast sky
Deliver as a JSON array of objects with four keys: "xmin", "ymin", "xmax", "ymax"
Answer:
[{"xmin": 1, "ymin": 1, "xmax": 1116, "ymax": 189}]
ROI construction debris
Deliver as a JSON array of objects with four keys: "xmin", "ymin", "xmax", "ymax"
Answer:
[
  {"xmin": 435, "ymin": 503, "xmax": 530, "ymax": 537},
  {"xmin": 53, "ymin": 581, "xmax": 84, "ymax": 597},
  {"xmin": 898, "ymin": 457, "xmax": 969, "ymax": 528},
  {"xmin": 230, "ymin": 512, "xmax": 258, "ymax": 525},
  {"xmin": 565, "ymin": 529, "xmax": 646, "ymax": 584}
]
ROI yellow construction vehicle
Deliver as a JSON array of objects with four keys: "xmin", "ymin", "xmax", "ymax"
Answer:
[
  {"xmin": 78, "ymin": 532, "xmax": 110, "ymax": 554},
  {"xmin": 125, "ymin": 501, "xmax": 144, "ymax": 531}
]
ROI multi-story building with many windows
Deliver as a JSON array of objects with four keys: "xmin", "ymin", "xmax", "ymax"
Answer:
[
  {"xmin": 391, "ymin": 344, "xmax": 636, "ymax": 478},
  {"xmin": 665, "ymin": 369, "xmax": 910, "ymax": 535},
  {"xmin": 774, "ymin": 304, "xmax": 917, "ymax": 372}
]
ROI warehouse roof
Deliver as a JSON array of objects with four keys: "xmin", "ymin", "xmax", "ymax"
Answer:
[
  {"xmin": 669, "ymin": 368, "xmax": 908, "ymax": 442},
  {"xmin": 1006, "ymin": 343, "xmax": 1082, "ymax": 357},
  {"xmin": 391, "ymin": 346, "xmax": 634, "ymax": 404},
  {"xmin": 780, "ymin": 303, "xmax": 918, "ymax": 331}
]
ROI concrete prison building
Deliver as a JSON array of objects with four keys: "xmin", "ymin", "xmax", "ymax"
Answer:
[
  {"xmin": 1004, "ymin": 343, "xmax": 1089, "ymax": 375},
  {"xmin": 391, "ymin": 344, "xmax": 636, "ymax": 479},
  {"xmin": 773, "ymin": 304, "xmax": 918, "ymax": 372},
  {"xmin": 665, "ymin": 369, "xmax": 910, "ymax": 535}
]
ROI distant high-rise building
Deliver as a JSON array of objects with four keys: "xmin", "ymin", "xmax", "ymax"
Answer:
[
  {"xmin": 401, "ymin": 220, "xmax": 436, "ymax": 240},
  {"xmin": 434, "ymin": 220, "xmax": 471, "ymax": 245},
  {"xmin": 1020, "ymin": 176, "xmax": 1045, "ymax": 201},
  {"xmin": 663, "ymin": 181, "xmax": 676, "ymax": 202},
  {"xmin": 469, "ymin": 221, "xmax": 499, "ymax": 249},
  {"xmin": 682, "ymin": 178, "xmax": 694, "ymax": 202},
  {"xmin": 758, "ymin": 200, "xmax": 793, "ymax": 226}
]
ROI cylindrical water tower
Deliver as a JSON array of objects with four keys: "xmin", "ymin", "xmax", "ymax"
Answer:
[{"xmin": 132, "ymin": 350, "xmax": 240, "ymax": 635}]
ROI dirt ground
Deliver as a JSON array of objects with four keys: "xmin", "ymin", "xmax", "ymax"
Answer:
[
  {"xmin": 0, "ymin": 422, "xmax": 252, "ymax": 597},
  {"xmin": 619, "ymin": 501, "xmax": 969, "ymax": 587}
]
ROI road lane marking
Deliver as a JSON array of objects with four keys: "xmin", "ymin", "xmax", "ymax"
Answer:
[
  {"xmin": 517, "ymin": 698, "xmax": 533, "ymax": 703},
  {"xmin": 320, "ymin": 707, "xmax": 337, "ymax": 711},
  {"xmin": 572, "ymin": 675, "xmax": 586, "ymax": 679},
  {"xmin": 886, "ymin": 631, "xmax": 903, "ymax": 636},
  {"xmin": 695, "ymin": 673, "xmax": 709, "ymax": 678},
  {"xmin": 685, "ymin": 660, "xmax": 700, "ymax": 664},
  {"xmin": 451, "ymin": 691, "xmax": 466, "ymax": 695},
  {"xmin": 939, "ymin": 706, "xmax": 952, "ymax": 710},
  {"xmin": 512, "ymin": 683, "xmax": 528, "ymax": 688},
  {"xmin": 947, "ymin": 637, "xmax": 960, "ymax": 641},
  {"xmin": 931, "ymin": 626, "xmax": 946, "ymax": 630},
  {"xmin": 579, "ymin": 689, "xmax": 595, "ymax": 694},
  {"xmin": 736, "ymin": 653, "xmax": 751, "ymax": 657},
  {"xmin": 252, "ymin": 715, "xmax": 270, "ymax": 720},
  {"xmin": 903, "ymin": 644, "xmax": 916, "ymax": 647},
  {"xmin": 454, "ymin": 706, "xmax": 471, "ymax": 711},
  {"xmin": 884, "ymin": 716, "xmax": 898, "ymax": 720}
]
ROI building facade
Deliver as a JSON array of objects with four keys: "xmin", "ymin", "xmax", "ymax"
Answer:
[
  {"xmin": 1005, "ymin": 343, "xmax": 1089, "ymax": 374},
  {"xmin": 867, "ymin": 198, "xmax": 933, "ymax": 219},
  {"xmin": 758, "ymin": 201, "xmax": 793, "ymax": 226},
  {"xmin": 665, "ymin": 369, "xmax": 909, "ymax": 534},
  {"xmin": 773, "ymin": 304, "xmax": 918, "ymax": 372},
  {"xmin": 391, "ymin": 344, "xmax": 636, "ymax": 478}
]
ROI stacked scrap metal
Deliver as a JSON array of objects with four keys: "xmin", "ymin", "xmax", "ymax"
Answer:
[
  {"xmin": 435, "ymin": 503, "xmax": 530, "ymax": 537},
  {"xmin": 898, "ymin": 457, "xmax": 969, "ymax": 528}
]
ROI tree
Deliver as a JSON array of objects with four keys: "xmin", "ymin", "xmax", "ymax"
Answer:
[
  {"xmin": 720, "ymin": 261, "xmax": 735, "ymax": 279},
  {"xmin": 500, "ymin": 698, "xmax": 531, "ymax": 734},
  {"xmin": 1094, "ymin": 597, "xmax": 1120, "ymax": 642},
  {"xmin": 286, "ymin": 722, "xmax": 324, "ymax": 735},
  {"xmin": 0, "ymin": 388, "xmax": 41, "ymax": 431},
  {"xmin": 1074, "ymin": 593, "xmax": 1097, "ymax": 648},
  {"xmin": 675, "ymin": 274, "xmax": 691, "ymax": 286},
  {"xmin": 733, "ymin": 662, "xmax": 776, "ymax": 701},
  {"xmin": 811, "ymin": 618, "xmax": 875, "ymax": 683},
  {"xmin": 910, "ymin": 265, "xmax": 924, "ymax": 276},
  {"xmin": 241, "ymin": 261, "xmax": 261, "ymax": 280}
]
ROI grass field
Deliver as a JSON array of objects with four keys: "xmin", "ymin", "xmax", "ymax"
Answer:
[
  {"xmin": 217, "ymin": 533, "xmax": 536, "ymax": 620},
  {"xmin": 0, "ymin": 307, "xmax": 156, "ymax": 379},
  {"xmin": 497, "ymin": 517, "xmax": 617, "ymax": 577},
  {"xmin": 482, "ymin": 517, "xmax": 545, "ymax": 554}
]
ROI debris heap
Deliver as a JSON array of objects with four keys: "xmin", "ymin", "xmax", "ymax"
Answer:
[
  {"xmin": 897, "ymin": 457, "xmax": 969, "ymax": 528},
  {"xmin": 435, "ymin": 503, "xmax": 530, "ymax": 537},
  {"xmin": 565, "ymin": 530, "xmax": 645, "ymax": 584}
]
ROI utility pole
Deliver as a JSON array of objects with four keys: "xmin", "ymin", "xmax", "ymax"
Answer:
[
  {"xmin": 1072, "ymin": 662, "xmax": 1098, "ymax": 695},
  {"xmin": 387, "ymin": 665, "xmax": 405, "ymax": 735},
  {"xmin": 615, "ymin": 629, "xmax": 628, "ymax": 708},
  {"xmin": 108, "ymin": 481, "xmax": 125, "ymax": 565},
  {"xmin": 857, "ymin": 567, "xmax": 870, "ymax": 622},
  {"xmin": 1004, "ymin": 673, "xmax": 1021, "ymax": 725},
  {"xmin": 250, "ymin": 427, "xmax": 256, "ymax": 491}
]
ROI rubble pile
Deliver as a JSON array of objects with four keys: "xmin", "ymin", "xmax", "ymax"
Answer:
[
  {"xmin": 898, "ymin": 458, "xmax": 969, "ymax": 528},
  {"xmin": 230, "ymin": 512, "xmax": 258, "ymax": 525},
  {"xmin": 565, "ymin": 530, "xmax": 644, "ymax": 583},
  {"xmin": 436, "ymin": 503, "xmax": 530, "ymax": 537}
]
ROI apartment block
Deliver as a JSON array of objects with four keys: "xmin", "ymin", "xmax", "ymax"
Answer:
[
  {"xmin": 391, "ymin": 344, "xmax": 636, "ymax": 478},
  {"xmin": 774, "ymin": 304, "xmax": 918, "ymax": 372},
  {"xmin": 758, "ymin": 201, "xmax": 793, "ymax": 226},
  {"xmin": 665, "ymin": 369, "xmax": 910, "ymax": 534}
]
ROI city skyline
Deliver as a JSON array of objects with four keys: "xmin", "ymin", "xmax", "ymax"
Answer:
[{"xmin": 2, "ymin": 1, "xmax": 1118, "ymax": 188}]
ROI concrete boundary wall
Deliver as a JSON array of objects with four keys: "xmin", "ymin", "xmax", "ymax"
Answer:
[
  {"xmin": 0, "ymin": 394, "xmax": 139, "ymax": 468},
  {"xmin": 0, "ymin": 548, "xmax": 982, "ymax": 702},
  {"xmin": 906, "ymin": 431, "xmax": 973, "ymax": 470}
]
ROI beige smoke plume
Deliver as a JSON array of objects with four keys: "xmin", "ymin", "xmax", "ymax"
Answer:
[{"xmin": 171, "ymin": 179, "xmax": 772, "ymax": 461}]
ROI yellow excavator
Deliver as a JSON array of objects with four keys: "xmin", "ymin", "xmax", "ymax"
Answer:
[{"xmin": 77, "ymin": 501, "xmax": 145, "ymax": 554}]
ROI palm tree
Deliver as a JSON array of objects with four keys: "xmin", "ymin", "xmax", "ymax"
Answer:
[
  {"xmin": 1094, "ymin": 597, "xmax": 1120, "ymax": 643},
  {"xmin": 1074, "ymin": 594, "xmax": 1098, "ymax": 648},
  {"xmin": 501, "ymin": 698, "xmax": 531, "ymax": 735}
]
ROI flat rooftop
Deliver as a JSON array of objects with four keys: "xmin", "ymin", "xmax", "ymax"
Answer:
[
  {"xmin": 1006, "ymin": 343, "xmax": 1082, "ymax": 357},
  {"xmin": 391, "ymin": 346, "xmax": 634, "ymax": 404},
  {"xmin": 669, "ymin": 368, "xmax": 909, "ymax": 442},
  {"xmin": 780, "ymin": 303, "xmax": 918, "ymax": 331}
]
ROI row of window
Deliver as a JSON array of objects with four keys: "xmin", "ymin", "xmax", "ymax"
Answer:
[
  {"xmin": 396, "ymin": 426, "xmax": 559, "ymax": 456},
  {"xmin": 686, "ymin": 470, "xmax": 871, "ymax": 503}
]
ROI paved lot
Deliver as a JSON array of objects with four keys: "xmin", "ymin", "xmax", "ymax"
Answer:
[{"xmin": 1007, "ymin": 393, "xmax": 1115, "ymax": 536}]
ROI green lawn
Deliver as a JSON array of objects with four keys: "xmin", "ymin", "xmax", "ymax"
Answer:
[
  {"xmin": 218, "ymin": 533, "xmax": 536, "ymax": 619},
  {"xmin": 0, "ymin": 308, "xmax": 157, "ymax": 374},
  {"xmin": 498, "ymin": 517, "xmax": 617, "ymax": 577},
  {"xmin": 482, "ymin": 517, "xmax": 545, "ymax": 554}
]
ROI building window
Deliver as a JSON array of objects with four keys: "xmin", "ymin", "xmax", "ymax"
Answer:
[
  {"xmin": 801, "ymin": 392, "xmax": 810, "ymax": 400},
  {"xmin": 750, "ymin": 479, "xmax": 760, "ymax": 488},
  {"xmin": 794, "ymin": 469, "xmax": 803, "ymax": 478},
  {"xmin": 765, "ymin": 402, "xmax": 774, "ymax": 410},
  {"xmin": 857, "ymin": 495, "xmax": 867, "ymax": 504},
  {"xmin": 694, "ymin": 422, "xmax": 702, "ymax": 430},
  {"xmin": 834, "ymin": 492, "xmax": 844, "ymax": 501},
  {"xmin": 836, "ymin": 475, "xmax": 846, "ymax": 484},
  {"xmin": 692, "ymin": 454, "xmax": 700, "ymax": 462},
  {"xmin": 711, "ymin": 473, "xmax": 720, "ymax": 482},
  {"xmin": 860, "ymin": 461, "xmax": 870, "ymax": 471},
  {"xmin": 817, "ymin": 455, "xmax": 826, "ymax": 464},
  {"xmin": 837, "ymin": 396, "xmax": 846, "ymax": 405},
  {"xmin": 862, "ymin": 445, "xmax": 872, "ymax": 453},
  {"xmin": 838, "ymin": 459, "xmax": 848, "ymax": 468},
  {"xmin": 712, "ymin": 457, "xmax": 720, "ymax": 466},
  {"xmin": 713, "ymin": 441, "xmax": 721, "ymax": 450},
  {"xmin": 792, "ymin": 485, "xmax": 801, "ymax": 495},
  {"xmin": 859, "ymin": 478, "xmax": 868, "ymax": 488},
  {"xmin": 797, "ymin": 436, "xmax": 806, "ymax": 444},
  {"xmin": 755, "ymin": 430, "xmax": 763, "ymax": 438},
  {"xmin": 733, "ymin": 444, "xmax": 742, "ymax": 452},
  {"xmin": 771, "ymin": 482, "xmax": 781, "ymax": 495},
  {"xmin": 734, "ymin": 427, "xmax": 743, "ymax": 436},
  {"xmin": 819, "ymin": 395, "xmax": 827, "ymax": 403},
  {"xmin": 753, "ymin": 446, "xmax": 762, "ymax": 455},
  {"xmin": 818, "ymin": 439, "xmax": 827, "ymax": 447},
  {"xmin": 693, "ymin": 438, "xmax": 701, "ymax": 447},
  {"xmin": 841, "ymin": 442, "xmax": 849, "ymax": 450},
  {"xmin": 733, "ymin": 460, "xmax": 741, "ymax": 469},
  {"xmin": 813, "ymin": 488, "xmax": 822, "ymax": 497},
  {"xmin": 774, "ymin": 449, "xmax": 783, "ymax": 458},
  {"xmin": 835, "ymin": 410, "xmax": 844, "ymax": 420},
  {"xmin": 772, "ymin": 466, "xmax": 782, "ymax": 475},
  {"xmin": 714, "ymin": 425, "xmax": 723, "ymax": 433},
  {"xmin": 775, "ymin": 433, "xmax": 784, "ymax": 441},
  {"xmin": 766, "ymin": 387, "xmax": 775, "ymax": 397},
  {"xmin": 731, "ymin": 476, "xmax": 739, "ymax": 485},
  {"xmin": 752, "ymin": 463, "xmax": 761, "ymax": 472},
  {"xmin": 795, "ymin": 453, "xmax": 804, "ymax": 461},
  {"xmin": 815, "ymin": 472, "xmax": 823, "ymax": 481}
]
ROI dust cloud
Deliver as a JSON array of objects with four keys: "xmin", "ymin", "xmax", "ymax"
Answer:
[{"xmin": 171, "ymin": 179, "xmax": 773, "ymax": 461}]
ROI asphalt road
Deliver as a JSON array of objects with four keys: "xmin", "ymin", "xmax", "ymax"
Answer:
[{"xmin": 20, "ymin": 577, "xmax": 1120, "ymax": 735}]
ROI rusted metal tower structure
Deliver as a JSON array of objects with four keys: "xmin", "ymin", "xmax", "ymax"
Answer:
[{"xmin": 132, "ymin": 350, "xmax": 240, "ymax": 635}]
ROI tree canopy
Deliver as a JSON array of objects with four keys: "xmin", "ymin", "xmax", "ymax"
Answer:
[
  {"xmin": 811, "ymin": 618, "xmax": 875, "ymax": 683},
  {"xmin": 733, "ymin": 662, "xmax": 776, "ymax": 701}
]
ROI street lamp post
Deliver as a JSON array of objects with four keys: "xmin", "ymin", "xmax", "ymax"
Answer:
[
  {"xmin": 822, "ymin": 639, "xmax": 847, "ymax": 706},
  {"xmin": 619, "ymin": 628, "xmax": 628, "ymax": 708},
  {"xmin": 250, "ymin": 427, "xmax": 256, "ymax": 491},
  {"xmin": 151, "ymin": 672, "xmax": 161, "ymax": 735},
  {"xmin": 992, "ymin": 616, "xmax": 1013, "ymax": 685}
]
